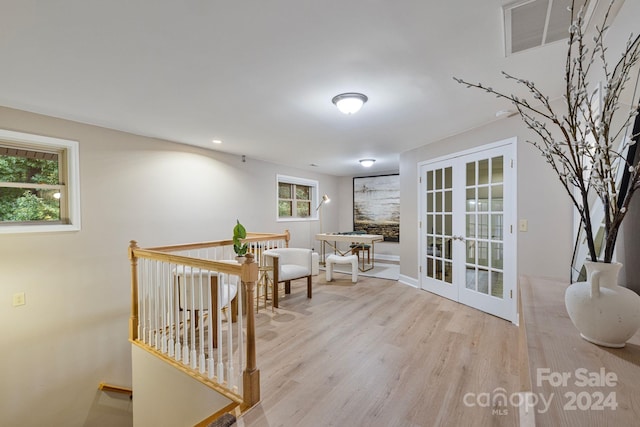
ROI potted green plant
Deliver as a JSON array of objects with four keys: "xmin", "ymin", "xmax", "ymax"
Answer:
[
  {"xmin": 233, "ymin": 219, "xmax": 248, "ymax": 262},
  {"xmin": 455, "ymin": 0, "xmax": 640, "ymax": 347}
]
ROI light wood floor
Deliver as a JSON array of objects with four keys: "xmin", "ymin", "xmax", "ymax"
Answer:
[{"xmin": 239, "ymin": 271, "xmax": 520, "ymax": 427}]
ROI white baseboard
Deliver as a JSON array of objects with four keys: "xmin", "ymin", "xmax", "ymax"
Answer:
[
  {"xmin": 375, "ymin": 254, "xmax": 400, "ymax": 263},
  {"xmin": 399, "ymin": 274, "xmax": 418, "ymax": 288}
]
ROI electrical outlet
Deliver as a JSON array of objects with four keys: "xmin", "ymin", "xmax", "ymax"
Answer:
[
  {"xmin": 519, "ymin": 219, "xmax": 528, "ymax": 232},
  {"xmin": 12, "ymin": 292, "xmax": 26, "ymax": 307}
]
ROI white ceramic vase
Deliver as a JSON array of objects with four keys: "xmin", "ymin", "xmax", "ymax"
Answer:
[{"xmin": 565, "ymin": 261, "xmax": 640, "ymax": 348}]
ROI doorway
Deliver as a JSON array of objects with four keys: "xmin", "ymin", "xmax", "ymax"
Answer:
[{"xmin": 418, "ymin": 138, "xmax": 517, "ymax": 322}]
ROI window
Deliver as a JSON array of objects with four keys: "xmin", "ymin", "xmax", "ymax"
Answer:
[
  {"xmin": 0, "ymin": 129, "xmax": 81, "ymax": 233},
  {"xmin": 276, "ymin": 175, "xmax": 319, "ymax": 221}
]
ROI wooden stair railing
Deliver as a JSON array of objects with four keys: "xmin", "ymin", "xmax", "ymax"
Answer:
[{"xmin": 128, "ymin": 231, "xmax": 288, "ymax": 413}]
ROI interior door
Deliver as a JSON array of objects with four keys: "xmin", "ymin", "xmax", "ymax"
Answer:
[
  {"xmin": 420, "ymin": 159, "xmax": 458, "ymax": 301},
  {"xmin": 419, "ymin": 140, "xmax": 516, "ymax": 322}
]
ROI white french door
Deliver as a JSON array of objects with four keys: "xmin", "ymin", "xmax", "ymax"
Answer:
[{"xmin": 419, "ymin": 139, "xmax": 517, "ymax": 322}]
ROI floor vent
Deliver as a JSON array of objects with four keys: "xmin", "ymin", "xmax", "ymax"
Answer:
[{"xmin": 503, "ymin": 0, "xmax": 595, "ymax": 55}]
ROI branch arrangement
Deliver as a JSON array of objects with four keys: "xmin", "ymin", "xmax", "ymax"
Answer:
[{"xmin": 455, "ymin": 0, "xmax": 640, "ymax": 263}]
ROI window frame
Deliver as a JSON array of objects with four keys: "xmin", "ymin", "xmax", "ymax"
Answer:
[
  {"xmin": 276, "ymin": 174, "xmax": 320, "ymax": 222},
  {"xmin": 0, "ymin": 129, "xmax": 81, "ymax": 234}
]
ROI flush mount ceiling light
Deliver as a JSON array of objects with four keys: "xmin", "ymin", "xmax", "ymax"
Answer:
[
  {"xmin": 359, "ymin": 159, "xmax": 375, "ymax": 167},
  {"xmin": 332, "ymin": 92, "xmax": 368, "ymax": 114}
]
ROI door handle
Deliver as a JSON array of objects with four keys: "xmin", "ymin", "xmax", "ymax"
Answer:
[{"xmin": 452, "ymin": 235, "xmax": 466, "ymax": 241}]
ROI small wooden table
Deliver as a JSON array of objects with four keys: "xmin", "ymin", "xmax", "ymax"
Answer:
[{"xmin": 315, "ymin": 233, "xmax": 384, "ymax": 272}]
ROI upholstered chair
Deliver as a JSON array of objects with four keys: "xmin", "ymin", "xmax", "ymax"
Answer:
[{"xmin": 263, "ymin": 248, "xmax": 312, "ymax": 308}]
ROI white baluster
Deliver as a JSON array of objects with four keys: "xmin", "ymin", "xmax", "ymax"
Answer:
[
  {"xmin": 198, "ymin": 269, "xmax": 206, "ymax": 374},
  {"xmin": 226, "ymin": 273, "xmax": 234, "ymax": 389},
  {"xmin": 217, "ymin": 273, "xmax": 224, "ymax": 383},
  {"xmin": 144, "ymin": 260, "xmax": 150, "ymax": 344},
  {"xmin": 137, "ymin": 259, "xmax": 143, "ymax": 340},
  {"xmin": 237, "ymin": 273, "xmax": 244, "ymax": 388},
  {"xmin": 160, "ymin": 262, "xmax": 167, "ymax": 354},
  {"xmin": 168, "ymin": 263, "xmax": 176, "ymax": 357},
  {"xmin": 154, "ymin": 260, "xmax": 160, "ymax": 350}
]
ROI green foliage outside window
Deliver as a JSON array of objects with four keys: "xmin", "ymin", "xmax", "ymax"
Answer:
[
  {"xmin": 0, "ymin": 154, "xmax": 61, "ymax": 222},
  {"xmin": 277, "ymin": 182, "xmax": 311, "ymax": 218}
]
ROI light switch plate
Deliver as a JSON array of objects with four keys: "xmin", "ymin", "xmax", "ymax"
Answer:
[
  {"xmin": 519, "ymin": 219, "xmax": 528, "ymax": 232},
  {"xmin": 12, "ymin": 292, "xmax": 26, "ymax": 307}
]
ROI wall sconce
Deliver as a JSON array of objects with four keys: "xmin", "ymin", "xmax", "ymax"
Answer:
[{"xmin": 332, "ymin": 93, "xmax": 368, "ymax": 115}]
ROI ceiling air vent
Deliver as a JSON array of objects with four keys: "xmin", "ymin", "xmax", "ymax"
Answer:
[{"xmin": 503, "ymin": 0, "xmax": 594, "ymax": 55}]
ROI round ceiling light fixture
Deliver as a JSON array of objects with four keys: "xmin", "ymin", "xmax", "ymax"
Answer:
[
  {"xmin": 359, "ymin": 158, "xmax": 376, "ymax": 167},
  {"xmin": 332, "ymin": 92, "xmax": 368, "ymax": 115}
]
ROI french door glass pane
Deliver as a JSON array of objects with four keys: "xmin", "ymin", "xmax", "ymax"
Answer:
[
  {"xmin": 492, "ymin": 158, "xmax": 504, "ymax": 183},
  {"xmin": 491, "ymin": 185, "xmax": 504, "ymax": 211},
  {"xmin": 478, "ymin": 241, "xmax": 489, "ymax": 267},
  {"xmin": 491, "ymin": 214, "xmax": 503, "ymax": 240},
  {"xmin": 444, "ymin": 262, "xmax": 453, "ymax": 283},
  {"xmin": 465, "ymin": 156, "xmax": 505, "ymax": 300},
  {"xmin": 466, "ymin": 163, "xmax": 475, "ymax": 186},
  {"xmin": 466, "ymin": 215, "xmax": 476, "ymax": 238},
  {"xmin": 478, "ymin": 268, "xmax": 489, "ymax": 294},
  {"xmin": 478, "ymin": 187, "xmax": 489, "ymax": 211},
  {"xmin": 424, "ymin": 166, "xmax": 453, "ymax": 286},
  {"xmin": 491, "ymin": 272, "xmax": 504, "ymax": 298},
  {"xmin": 466, "ymin": 241, "xmax": 475, "ymax": 263},
  {"xmin": 479, "ymin": 159, "xmax": 489, "ymax": 185},
  {"xmin": 478, "ymin": 214, "xmax": 489, "ymax": 239},
  {"xmin": 466, "ymin": 266, "xmax": 475, "ymax": 289},
  {"xmin": 491, "ymin": 242, "xmax": 503, "ymax": 269},
  {"xmin": 466, "ymin": 188, "xmax": 475, "ymax": 212}
]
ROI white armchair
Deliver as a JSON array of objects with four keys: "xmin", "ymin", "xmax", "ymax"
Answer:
[
  {"xmin": 172, "ymin": 265, "xmax": 238, "ymax": 348},
  {"xmin": 263, "ymin": 248, "xmax": 312, "ymax": 308}
]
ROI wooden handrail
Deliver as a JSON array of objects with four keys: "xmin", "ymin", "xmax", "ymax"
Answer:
[
  {"xmin": 194, "ymin": 402, "xmax": 239, "ymax": 427},
  {"xmin": 145, "ymin": 231, "xmax": 290, "ymax": 252},
  {"xmin": 130, "ymin": 248, "xmax": 245, "ymax": 276},
  {"xmin": 99, "ymin": 382, "xmax": 133, "ymax": 397}
]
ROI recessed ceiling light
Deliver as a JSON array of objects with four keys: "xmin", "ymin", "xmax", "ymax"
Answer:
[
  {"xmin": 212, "ymin": 139, "xmax": 222, "ymax": 144},
  {"xmin": 359, "ymin": 159, "xmax": 375, "ymax": 167}
]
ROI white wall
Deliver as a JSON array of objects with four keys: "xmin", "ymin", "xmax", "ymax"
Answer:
[
  {"xmin": 399, "ymin": 111, "xmax": 574, "ymax": 283},
  {"xmin": 0, "ymin": 106, "xmax": 339, "ymax": 426},
  {"xmin": 131, "ymin": 345, "xmax": 232, "ymax": 427}
]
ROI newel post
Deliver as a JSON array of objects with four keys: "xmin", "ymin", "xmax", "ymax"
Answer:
[
  {"xmin": 128, "ymin": 240, "xmax": 139, "ymax": 341},
  {"xmin": 241, "ymin": 253, "xmax": 260, "ymax": 408}
]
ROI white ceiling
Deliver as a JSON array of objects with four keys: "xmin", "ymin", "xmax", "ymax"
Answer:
[{"xmin": 0, "ymin": 0, "xmax": 625, "ymax": 176}]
